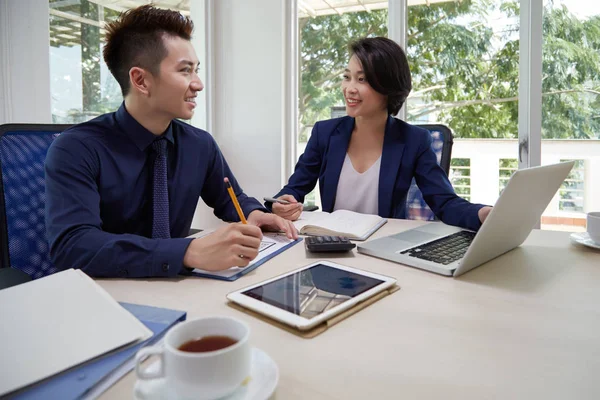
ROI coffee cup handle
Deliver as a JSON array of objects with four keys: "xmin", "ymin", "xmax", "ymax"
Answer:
[{"xmin": 135, "ymin": 346, "xmax": 165, "ymax": 380}]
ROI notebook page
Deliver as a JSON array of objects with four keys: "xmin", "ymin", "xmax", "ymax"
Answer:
[
  {"xmin": 319, "ymin": 210, "xmax": 383, "ymax": 238},
  {"xmin": 294, "ymin": 210, "xmax": 384, "ymax": 238},
  {"xmin": 293, "ymin": 211, "xmax": 328, "ymax": 232},
  {"xmin": 0, "ymin": 269, "xmax": 151, "ymax": 397}
]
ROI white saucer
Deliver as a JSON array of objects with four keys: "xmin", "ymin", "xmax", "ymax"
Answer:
[
  {"xmin": 570, "ymin": 232, "xmax": 600, "ymax": 250},
  {"xmin": 133, "ymin": 347, "xmax": 279, "ymax": 400}
]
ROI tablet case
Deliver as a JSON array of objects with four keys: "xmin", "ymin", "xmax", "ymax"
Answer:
[{"xmin": 227, "ymin": 284, "xmax": 400, "ymax": 338}]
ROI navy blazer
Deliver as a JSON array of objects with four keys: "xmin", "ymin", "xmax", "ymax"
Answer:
[
  {"xmin": 272, "ymin": 116, "xmax": 485, "ymax": 231},
  {"xmin": 45, "ymin": 104, "xmax": 266, "ymax": 278}
]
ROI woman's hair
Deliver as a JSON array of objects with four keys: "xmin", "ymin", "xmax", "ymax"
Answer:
[
  {"xmin": 103, "ymin": 5, "xmax": 194, "ymax": 96},
  {"xmin": 349, "ymin": 37, "xmax": 412, "ymax": 115}
]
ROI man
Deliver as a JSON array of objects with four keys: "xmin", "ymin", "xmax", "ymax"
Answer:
[{"xmin": 45, "ymin": 5, "xmax": 297, "ymax": 278}]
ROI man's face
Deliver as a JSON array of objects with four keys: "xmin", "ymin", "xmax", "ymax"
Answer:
[{"xmin": 147, "ymin": 35, "xmax": 204, "ymax": 121}]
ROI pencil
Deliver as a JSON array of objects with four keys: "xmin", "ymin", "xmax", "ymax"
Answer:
[{"xmin": 224, "ymin": 177, "xmax": 247, "ymax": 224}]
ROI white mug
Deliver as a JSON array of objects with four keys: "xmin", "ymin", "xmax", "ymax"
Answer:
[
  {"xmin": 135, "ymin": 316, "xmax": 251, "ymax": 400},
  {"xmin": 587, "ymin": 212, "xmax": 600, "ymax": 244}
]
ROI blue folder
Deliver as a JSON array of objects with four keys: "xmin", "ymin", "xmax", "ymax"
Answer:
[
  {"xmin": 10, "ymin": 302, "xmax": 186, "ymax": 400},
  {"xmin": 181, "ymin": 237, "xmax": 302, "ymax": 281}
]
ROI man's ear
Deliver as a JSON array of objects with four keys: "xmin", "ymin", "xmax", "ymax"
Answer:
[{"xmin": 129, "ymin": 67, "xmax": 151, "ymax": 96}]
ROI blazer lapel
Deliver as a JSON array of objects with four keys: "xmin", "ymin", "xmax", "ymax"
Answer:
[
  {"xmin": 322, "ymin": 118, "xmax": 354, "ymax": 212},
  {"xmin": 379, "ymin": 117, "xmax": 405, "ymax": 217}
]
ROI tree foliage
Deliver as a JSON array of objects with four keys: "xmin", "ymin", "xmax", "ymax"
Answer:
[
  {"xmin": 299, "ymin": 0, "xmax": 600, "ymax": 140},
  {"xmin": 49, "ymin": 0, "xmax": 122, "ymax": 123},
  {"xmin": 299, "ymin": 10, "xmax": 386, "ymax": 139}
]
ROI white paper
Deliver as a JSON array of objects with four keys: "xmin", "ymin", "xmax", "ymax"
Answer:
[
  {"xmin": 192, "ymin": 233, "xmax": 295, "ymax": 278},
  {"xmin": 0, "ymin": 269, "xmax": 152, "ymax": 397},
  {"xmin": 293, "ymin": 210, "xmax": 386, "ymax": 239}
]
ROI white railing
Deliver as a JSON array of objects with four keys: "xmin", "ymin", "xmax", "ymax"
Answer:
[
  {"xmin": 297, "ymin": 139, "xmax": 600, "ymax": 226},
  {"xmin": 452, "ymin": 139, "xmax": 600, "ymax": 219}
]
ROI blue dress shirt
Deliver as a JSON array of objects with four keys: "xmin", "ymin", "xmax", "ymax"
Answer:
[
  {"xmin": 45, "ymin": 103, "xmax": 266, "ymax": 278},
  {"xmin": 270, "ymin": 116, "xmax": 486, "ymax": 231}
]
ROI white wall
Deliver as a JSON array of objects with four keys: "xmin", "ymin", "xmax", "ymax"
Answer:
[
  {"xmin": 189, "ymin": 0, "xmax": 220, "ymax": 228},
  {"xmin": 0, "ymin": 0, "xmax": 51, "ymax": 124},
  {"xmin": 211, "ymin": 0, "xmax": 285, "ymax": 200},
  {"xmin": 190, "ymin": 0, "xmax": 287, "ymax": 229}
]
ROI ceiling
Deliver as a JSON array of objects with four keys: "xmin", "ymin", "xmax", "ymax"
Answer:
[
  {"xmin": 49, "ymin": 0, "xmax": 456, "ymax": 47},
  {"xmin": 298, "ymin": 0, "xmax": 455, "ymax": 17}
]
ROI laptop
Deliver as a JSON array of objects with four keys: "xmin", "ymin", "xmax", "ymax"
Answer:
[{"xmin": 357, "ymin": 161, "xmax": 575, "ymax": 277}]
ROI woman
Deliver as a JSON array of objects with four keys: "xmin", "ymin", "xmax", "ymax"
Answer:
[{"xmin": 268, "ymin": 37, "xmax": 491, "ymax": 231}]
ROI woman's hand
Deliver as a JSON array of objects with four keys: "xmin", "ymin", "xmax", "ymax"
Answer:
[
  {"xmin": 478, "ymin": 206, "xmax": 493, "ymax": 223},
  {"xmin": 272, "ymin": 195, "xmax": 303, "ymax": 221}
]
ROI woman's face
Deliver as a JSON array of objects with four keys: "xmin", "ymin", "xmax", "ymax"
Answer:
[{"xmin": 341, "ymin": 55, "xmax": 387, "ymax": 118}]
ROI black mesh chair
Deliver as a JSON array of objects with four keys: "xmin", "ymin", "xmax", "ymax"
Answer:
[
  {"xmin": 405, "ymin": 124, "xmax": 454, "ymax": 221},
  {"xmin": 0, "ymin": 123, "xmax": 72, "ymax": 284}
]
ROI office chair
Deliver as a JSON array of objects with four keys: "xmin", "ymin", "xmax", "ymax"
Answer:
[
  {"xmin": 0, "ymin": 123, "xmax": 72, "ymax": 285},
  {"xmin": 406, "ymin": 124, "xmax": 454, "ymax": 221}
]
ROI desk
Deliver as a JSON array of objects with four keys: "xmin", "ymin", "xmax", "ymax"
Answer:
[{"xmin": 98, "ymin": 220, "xmax": 600, "ymax": 399}]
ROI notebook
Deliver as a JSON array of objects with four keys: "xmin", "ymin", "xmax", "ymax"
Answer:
[
  {"xmin": 293, "ymin": 210, "xmax": 387, "ymax": 241},
  {"xmin": 11, "ymin": 303, "xmax": 186, "ymax": 400},
  {"xmin": 0, "ymin": 269, "xmax": 152, "ymax": 397},
  {"xmin": 181, "ymin": 231, "xmax": 302, "ymax": 281}
]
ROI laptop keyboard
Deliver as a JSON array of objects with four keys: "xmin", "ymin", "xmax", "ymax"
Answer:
[{"xmin": 399, "ymin": 231, "xmax": 476, "ymax": 265}]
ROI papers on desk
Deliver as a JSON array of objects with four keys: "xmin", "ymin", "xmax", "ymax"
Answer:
[
  {"xmin": 0, "ymin": 269, "xmax": 152, "ymax": 398},
  {"xmin": 188, "ymin": 232, "xmax": 302, "ymax": 281}
]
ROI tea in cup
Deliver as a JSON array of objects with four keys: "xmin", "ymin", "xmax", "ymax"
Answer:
[{"xmin": 135, "ymin": 316, "xmax": 251, "ymax": 400}]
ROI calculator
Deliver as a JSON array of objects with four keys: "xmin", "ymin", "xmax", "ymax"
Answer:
[{"xmin": 304, "ymin": 236, "xmax": 356, "ymax": 252}]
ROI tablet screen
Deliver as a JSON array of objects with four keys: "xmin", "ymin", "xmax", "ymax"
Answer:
[{"xmin": 242, "ymin": 264, "xmax": 384, "ymax": 318}]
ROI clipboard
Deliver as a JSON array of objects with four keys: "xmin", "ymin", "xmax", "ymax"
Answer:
[
  {"xmin": 228, "ymin": 284, "xmax": 400, "ymax": 338},
  {"xmin": 180, "ymin": 234, "xmax": 302, "ymax": 281}
]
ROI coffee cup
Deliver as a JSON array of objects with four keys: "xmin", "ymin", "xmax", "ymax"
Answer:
[
  {"xmin": 135, "ymin": 316, "xmax": 251, "ymax": 400},
  {"xmin": 587, "ymin": 212, "xmax": 600, "ymax": 244}
]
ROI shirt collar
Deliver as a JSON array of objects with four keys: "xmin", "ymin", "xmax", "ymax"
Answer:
[{"xmin": 115, "ymin": 102, "xmax": 175, "ymax": 152}]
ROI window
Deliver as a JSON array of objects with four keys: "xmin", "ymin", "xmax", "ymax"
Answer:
[
  {"xmin": 541, "ymin": 0, "xmax": 600, "ymax": 231},
  {"xmin": 406, "ymin": 0, "xmax": 520, "ymax": 211},
  {"xmin": 49, "ymin": 0, "xmax": 192, "ymax": 124},
  {"xmin": 558, "ymin": 159, "xmax": 584, "ymax": 212},
  {"xmin": 499, "ymin": 158, "xmax": 517, "ymax": 195},
  {"xmin": 49, "ymin": 0, "xmax": 123, "ymax": 123},
  {"xmin": 297, "ymin": 1, "xmax": 389, "ymax": 206},
  {"xmin": 450, "ymin": 158, "xmax": 472, "ymax": 201}
]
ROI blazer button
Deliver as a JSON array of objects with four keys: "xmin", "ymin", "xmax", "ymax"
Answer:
[
  {"xmin": 162, "ymin": 263, "xmax": 170, "ymax": 272},
  {"xmin": 118, "ymin": 268, "xmax": 128, "ymax": 277}
]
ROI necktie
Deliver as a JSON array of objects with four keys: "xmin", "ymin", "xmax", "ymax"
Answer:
[{"xmin": 151, "ymin": 138, "xmax": 170, "ymax": 239}]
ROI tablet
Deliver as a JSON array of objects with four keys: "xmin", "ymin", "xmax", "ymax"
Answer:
[{"xmin": 226, "ymin": 260, "xmax": 396, "ymax": 330}]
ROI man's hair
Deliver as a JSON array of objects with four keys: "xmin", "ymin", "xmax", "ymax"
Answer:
[
  {"xmin": 103, "ymin": 5, "xmax": 194, "ymax": 96},
  {"xmin": 349, "ymin": 37, "xmax": 412, "ymax": 115}
]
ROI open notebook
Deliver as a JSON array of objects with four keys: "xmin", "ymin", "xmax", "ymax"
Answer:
[{"xmin": 293, "ymin": 210, "xmax": 387, "ymax": 241}]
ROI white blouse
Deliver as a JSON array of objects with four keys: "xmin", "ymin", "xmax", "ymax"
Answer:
[{"xmin": 333, "ymin": 153, "xmax": 381, "ymax": 215}]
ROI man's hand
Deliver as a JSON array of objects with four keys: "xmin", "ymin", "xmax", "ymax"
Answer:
[
  {"xmin": 248, "ymin": 209, "xmax": 299, "ymax": 240},
  {"xmin": 271, "ymin": 195, "xmax": 303, "ymax": 221},
  {"xmin": 183, "ymin": 224, "xmax": 263, "ymax": 271},
  {"xmin": 478, "ymin": 206, "xmax": 493, "ymax": 224}
]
